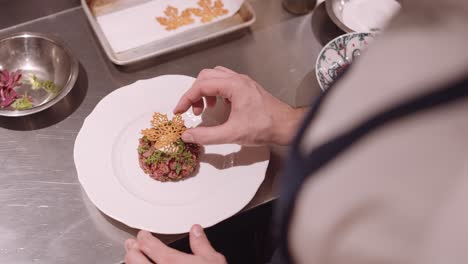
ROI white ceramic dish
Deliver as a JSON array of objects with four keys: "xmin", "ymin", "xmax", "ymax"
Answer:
[
  {"xmin": 315, "ymin": 32, "xmax": 374, "ymax": 90},
  {"xmin": 74, "ymin": 75, "xmax": 270, "ymax": 234}
]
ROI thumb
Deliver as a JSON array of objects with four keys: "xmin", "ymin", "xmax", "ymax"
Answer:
[
  {"xmin": 182, "ymin": 124, "xmax": 236, "ymax": 145},
  {"xmin": 189, "ymin": 224, "xmax": 217, "ymax": 257}
]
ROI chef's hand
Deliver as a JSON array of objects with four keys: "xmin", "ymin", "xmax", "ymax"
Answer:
[
  {"xmin": 124, "ymin": 225, "xmax": 227, "ymax": 264},
  {"xmin": 173, "ymin": 66, "xmax": 305, "ymax": 146}
]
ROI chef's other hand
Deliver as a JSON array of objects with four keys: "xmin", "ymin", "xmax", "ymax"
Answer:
[
  {"xmin": 124, "ymin": 224, "xmax": 227, "ymax": 264},
  {"xmin": 173, "ymin": 66, "xmax": 304, "ymax": 146}
]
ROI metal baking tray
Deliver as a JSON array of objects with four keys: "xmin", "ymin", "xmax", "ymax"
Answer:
[{"xmin": 81, "ymin": 0, "xmax": 256, "ymax": 65}]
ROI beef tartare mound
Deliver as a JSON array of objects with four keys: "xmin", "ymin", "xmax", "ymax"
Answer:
[{"xmin": 138, "ymin": 113, "xmax": 200, "ymax": 182}]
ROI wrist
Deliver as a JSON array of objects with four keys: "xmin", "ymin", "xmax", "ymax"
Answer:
[{"xmin": 270, "ymin": 106, "xmax": 307, "ymax": 145}]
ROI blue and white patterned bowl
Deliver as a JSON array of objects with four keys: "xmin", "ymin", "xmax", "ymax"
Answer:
[{"xmin": 315, "ymin": 32, "xmax": 374, "ymax": 90}]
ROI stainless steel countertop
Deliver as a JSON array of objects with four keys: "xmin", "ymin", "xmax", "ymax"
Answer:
[{"xmin": 0, "ymin": 1, "xmax": 340, "ymax": 263}]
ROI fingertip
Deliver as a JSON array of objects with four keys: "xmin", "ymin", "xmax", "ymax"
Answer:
[
  {"xmin": 191, "ymin": 224, "xmax": 204, "ymax": 238},
  {"xmin": 137, "ymin": 230, "xmax": 152, "ymax": 241},
  {"xmin": 132, "ymin": 242, "xmax": 139, "ymax": 250},
  {"xmin": 192, "ymin": 224, "xmax": 203, "ymax": 230},
  {"xmin": 173, "ymin": 105, "xmax": 182, "ymax": 115},
  {"xmin": 181, "ymin": 132, "xmax": 195, "ymax": 143},
  {"xmin": 214, "ymin": 66, "xmax": 237, "ymax": 74},
  {"xmin": 125, "ymin": 239, "xmax": 137, "ymax": 251},
  {"xmin": 173, "ymin": 98, "xmax": 191, "ymax": 115},
  {"xmin": 192, "ymin": 106, "xmax": 203, "ymax": 116},
  {"xmin": 189, "ymin": 224, "xmax": 218, "ymax": 257}
]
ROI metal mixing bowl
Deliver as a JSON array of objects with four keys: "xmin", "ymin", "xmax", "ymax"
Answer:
[
  {"xmin": 325, "ymin": 0, "xmax": 402, "ymax": 33},
  {"xmin": 0, "ymin": 32, "xmax": 79, "ymax": 117}
]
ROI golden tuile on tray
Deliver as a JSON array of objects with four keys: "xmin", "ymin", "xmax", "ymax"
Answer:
[
  {"xmin": 141, "ymin": 113, "xmax": 187, "ymax": 153},
  {"xmin": 189, "ymin": 0, "xmax": 229, "ymax": 23},
  {"xmin": 156, "ymin": 6, "xmax": 195, "ymax": 31},
  {"xmin": 156, "ymin": 0, "xmax": 229, "ymax": 31}
]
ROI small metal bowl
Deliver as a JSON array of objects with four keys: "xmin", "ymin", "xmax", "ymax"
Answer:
[
  {"xmin": 0, "ymin": 32, "xmax": 79, "ymax": 117},
  {"xmin": 326, "ymin": 0, "xmax": 354, "ymax": 33},
  {"xmin": 325, "ymin": 0, "xmax": 401, "ymax": 33}
]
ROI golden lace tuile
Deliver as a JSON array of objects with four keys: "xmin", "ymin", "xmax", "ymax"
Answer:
[
  {"xmin": 189, "ymin": 0, "xmax": 229, "ymax": 23},
  {"xmin": 156, "ymin": 6, "xmax": 195, "ymax": 31},
  {"xmin": 141, "ymin": 113, "xmax": 187, "ymax": 152},
  {"xmin": 150, "ymin": 112, "xmax": 169, "ymax": 128}
]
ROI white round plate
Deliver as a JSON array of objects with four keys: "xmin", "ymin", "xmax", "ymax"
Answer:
[{"xmin": 74, "ymin": 75, "xmax": 270, "ymax": 234}]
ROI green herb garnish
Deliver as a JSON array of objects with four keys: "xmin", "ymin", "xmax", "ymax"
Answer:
[
  {"xmin": 11, "ymin": 94, "xmax": 33, "ymax": 110},
  {"xmin": 143, "ymin": 139, "xmax": 196, "ymax": 171},
  {"xmin": 138, "ymin": 145, "xmax": 149, "ymax": 154},
  {"xmin": 29, "ymin": 74, "xmax": 59, "ymax": 94},
  {"xmin": 145, "ymin": 151, "xmax": 165, "ymax": 165},
  {"xmin": 175, "ymin": 163, "xmax": 182, "ymax": 175}
]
